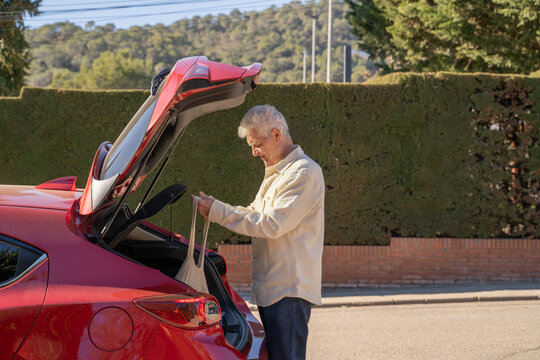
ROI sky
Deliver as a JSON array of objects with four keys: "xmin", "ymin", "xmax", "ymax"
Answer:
[{"xmin": 23, "ymin": 0, "xmax": 304, "ymax": 29}]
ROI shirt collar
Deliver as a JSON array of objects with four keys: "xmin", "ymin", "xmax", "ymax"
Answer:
[{"xmin": 266, "ymin": 145, "xmax": 303, "ymax": 176}]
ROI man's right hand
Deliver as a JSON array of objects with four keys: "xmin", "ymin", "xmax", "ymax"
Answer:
[{"xmin": 194, "ymin": 191, "xmax": 215, "ymax": 220}]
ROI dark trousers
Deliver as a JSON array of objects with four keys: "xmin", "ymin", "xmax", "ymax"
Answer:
[{"xmin": 258, "ymin": 297, "xmax": 313, "ymax": 360}]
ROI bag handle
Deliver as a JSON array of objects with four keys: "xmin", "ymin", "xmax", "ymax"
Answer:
[{"xmin": 186, "ymin": 196, "xmax": 210, "ymax": 269}]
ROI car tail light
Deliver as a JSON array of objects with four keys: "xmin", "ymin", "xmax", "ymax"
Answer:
[{"xmin": 134, "ymin": 293, "xmax": 221, "ymax": 330}]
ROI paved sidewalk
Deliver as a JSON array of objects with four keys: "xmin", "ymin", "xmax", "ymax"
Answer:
[{"xmin": 238, "ymin": 282, "xmax": 540, "ymax": 311}]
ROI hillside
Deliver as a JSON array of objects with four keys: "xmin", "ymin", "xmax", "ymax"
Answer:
[{"xmin": 25, "ymin": 0, "xmax": 376, "ymax": 88}]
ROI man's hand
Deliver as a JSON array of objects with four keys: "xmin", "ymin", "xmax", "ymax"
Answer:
[{"xmin": 194, "ymin": 191, "xmax": 215, "ymax": 220}]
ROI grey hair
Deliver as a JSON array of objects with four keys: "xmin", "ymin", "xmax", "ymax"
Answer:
[{"xmin": 238, "ymin": 105, "xmax": 290, "ymax": 139}]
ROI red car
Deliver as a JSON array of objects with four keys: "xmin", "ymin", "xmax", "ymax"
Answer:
[{"xmin": 0, "ymin": 56, "xmax": 267, "ymax": 359}]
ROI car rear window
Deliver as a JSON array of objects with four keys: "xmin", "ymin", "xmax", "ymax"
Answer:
[{"xmin": 100, "ymin": 97, "xmax": 157, "ymax": 181}]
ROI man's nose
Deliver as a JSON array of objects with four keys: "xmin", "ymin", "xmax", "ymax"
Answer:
[{"xmin": 252, "ymin": 147, "xmax": 259, "ymax": 157}]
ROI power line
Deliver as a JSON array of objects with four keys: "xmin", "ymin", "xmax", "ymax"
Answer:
[
  {"xmin": 18, "ymin": 0, "xmax": 310, "ymax": 25},
  {"xmin": 2, "ymin": 1, "xmax": 240, "ymax": 22},
  {"xmin": 23, "ymin": 1, "xmax": 340, "ymax": 45},
  {"xmin": 38, "ymin": 0, "xmax": 222, "ymax": 15},
  {"xmin": 41, "ymin": 0, "xmax": 172, "ymax": 8},
  {"xmin": 2, "ymin": 0, "xmax": 215, "ymax": 13},
  {"xmin": 2, "ymin": 0, "xmax": 296, "ymax": 23}
]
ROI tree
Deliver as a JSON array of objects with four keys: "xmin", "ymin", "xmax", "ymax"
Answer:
[
  {"xmin": 26, "ymin": 1, "xmax": 374, "ymax": 86},
  {"xmin": 346, "ymin": 0, "xmax": 540, "ymax": 73},
  {"xmin": 344, "ymin": 0, "xmax": 402, "ymax": 72},
  {"xmin": 71, "ymin": 49, "xmax": 153, "ymax": 89},
  {"xmin": 0, "ymin": 0, "xmax": 40, "ymax": 96},
  {"xmin": 50, "ymin": 68, "xmax": 76, "ymax": 89}
]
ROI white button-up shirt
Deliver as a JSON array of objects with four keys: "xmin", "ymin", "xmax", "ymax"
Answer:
[{"xmin": 209, "ymin": 145, "xmax": 325, "ymax": 307}]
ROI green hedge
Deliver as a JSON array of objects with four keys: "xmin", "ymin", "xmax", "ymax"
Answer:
[{"xmin": 1, "ymin": 74, "xmax": 540, "ymax": 248}]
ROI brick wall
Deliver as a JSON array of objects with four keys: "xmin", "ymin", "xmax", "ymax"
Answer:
[{"xmin": 217, "ymin": 238, "xmax": 540, "ymax": 291}]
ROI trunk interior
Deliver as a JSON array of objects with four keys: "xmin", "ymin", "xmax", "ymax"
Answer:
[{"xmin": 97, "ymin": 206, "xmax": 250, "ymax": 351}]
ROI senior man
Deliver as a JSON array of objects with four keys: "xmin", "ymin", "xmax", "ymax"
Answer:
[{"xmin": 196, "ymin": 104, "xmax": 324, "ymax": 360}]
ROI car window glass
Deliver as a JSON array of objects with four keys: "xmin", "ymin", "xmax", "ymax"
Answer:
[
  {"xmin": 0, "ymin": 241, "xmax": 19, "ymax": 283},
  {"xmin": 0, "ymin": 237, "xmax": 46, "ymax": 286},
  {"xmin": 100, "ymin": 96, "xmax": 158, "ymax": 180}
]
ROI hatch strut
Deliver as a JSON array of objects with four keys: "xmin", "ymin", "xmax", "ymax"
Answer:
[{"xmin": 134, "ymin": 129, "xmax": 184, "ymax": 214}]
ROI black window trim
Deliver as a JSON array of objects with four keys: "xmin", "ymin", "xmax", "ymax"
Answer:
[{"xmin": 0, "ymin": 235, "xmax": 48, "ymax": 288}]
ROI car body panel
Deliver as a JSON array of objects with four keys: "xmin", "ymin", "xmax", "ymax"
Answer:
[
  {"xmin": 144, "ymin": 322, "xmax": 245, "ymax": 360},
  {"xmin": 0, "ymin": 259, "xmax": 48, "ymax": 360},
  {"xmin": 0, "ymin": 185, "xmax": 81, "ymax": 211},
  {"xmin": 13, "ymin": 298, "xmax": 159, "ymax": 360},
  {"xmin": 35, "ymin": 176, "xmax": 77, "ymax": 192},
  {"xmin": 149, "ymin": 56, "xmax": 199, "ymax": 131}
]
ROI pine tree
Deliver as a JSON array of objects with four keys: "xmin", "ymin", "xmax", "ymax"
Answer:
[{"xmin": 346, "ymin": 0, "xmax": 540, "ymax": 73}]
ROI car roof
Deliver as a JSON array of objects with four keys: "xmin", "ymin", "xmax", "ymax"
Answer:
[{"xmin": 0, "ymin": 185, "xmax": 81, "ymax": 211}]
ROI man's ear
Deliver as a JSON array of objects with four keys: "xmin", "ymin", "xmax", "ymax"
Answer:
[{"xmin": 272, "ymin": 128, "xmax": 282, "ymax": 141}]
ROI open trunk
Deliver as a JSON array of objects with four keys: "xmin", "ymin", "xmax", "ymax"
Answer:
[{"xmin": 97, "ymin": 204, "xmax": 250, "ymax": 351}]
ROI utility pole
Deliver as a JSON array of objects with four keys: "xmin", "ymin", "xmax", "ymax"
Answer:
[
  {"xmin": 303, "ymin": 49, "xmax": 307, "ymax": 83},
  {"xmin": 311, "ymin": 17, "xmax": 316, "ymax": 82},
  {"xmin": 326, "ymin": 0, "xmax": 332, "ymax": 83}
]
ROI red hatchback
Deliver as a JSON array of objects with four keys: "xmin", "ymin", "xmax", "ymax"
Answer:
[{"xmin": 0, "ymin": 57, "xmax": 267, "ymax": 359}]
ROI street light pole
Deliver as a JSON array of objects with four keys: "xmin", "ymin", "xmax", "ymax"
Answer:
[
  {"xmin": 343, "ymin": 45, "xmax": 351, "ymax": 83},
  {"xmin": 311, "ymin": 17, "xmax": 316, "ymax": 82},
  {"xmin": 326, "ymin": 0, "xmax": 332, "ymax": 83},
  {"xmin": 303, "ymin": 49, "xmax": 307, "ymax": 83}
]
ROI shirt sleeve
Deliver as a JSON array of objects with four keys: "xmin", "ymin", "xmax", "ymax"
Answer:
[{"xmin": 208, "ymin": 170, "xmax": 322, "ymax": 239}]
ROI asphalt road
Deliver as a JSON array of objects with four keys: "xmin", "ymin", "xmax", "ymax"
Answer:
[
  {"xmin": 304, "ymin": 301, "xmax": 540, "ymax": 360},
  {"xmin": 253, "ymin": 300, "xmax": 540, "ymax": 360}
]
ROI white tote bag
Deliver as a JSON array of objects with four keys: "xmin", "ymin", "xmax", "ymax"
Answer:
[{"xmin": 174, "ymin": 196, "xmax": 210, "ymax": 293}]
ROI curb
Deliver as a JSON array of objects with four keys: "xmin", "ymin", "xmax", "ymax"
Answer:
[
  {"xmin": 315, "ymin": 295, "xmax": 540, "ymax": 309},
  {"xmin": 245, "ymin": 294, "xmax": 540, "ymax": 311}
]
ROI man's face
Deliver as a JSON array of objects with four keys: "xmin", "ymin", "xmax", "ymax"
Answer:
[{"xmin": 246, "ymin": 128, "xmax": 280, "ymax": 167}]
